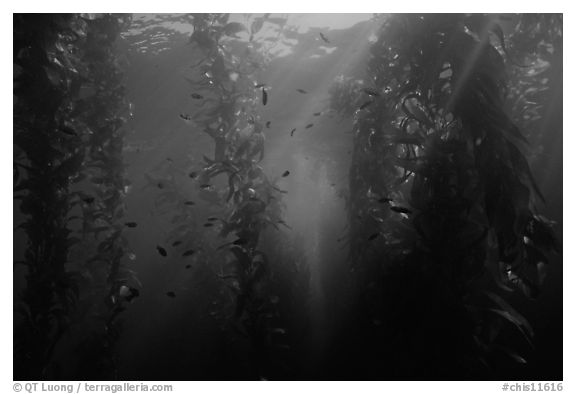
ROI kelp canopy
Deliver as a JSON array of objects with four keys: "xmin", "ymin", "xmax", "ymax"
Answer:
[{"xmin": 13, "ymin": 13, "xmax": 562, "ymax": 381}]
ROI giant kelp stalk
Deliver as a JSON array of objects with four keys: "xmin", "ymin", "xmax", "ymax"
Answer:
[
  {"xmin": 14, "ymin": 13, "xmax": 131, "ymax": 379},
  {"xmin": 70, "ymin": 14, "xmax": 133, "ymax": 379},
  {"xmin": 14, "ymin": 14, "xmax": 95, "ymax": 379},
  {"xmin": 343, "ymin": 14, "xmax": 559, "ymax": 378},
  {"xmin": 181, "ymin": 14, "xmax": 291, "ymax": 378}
]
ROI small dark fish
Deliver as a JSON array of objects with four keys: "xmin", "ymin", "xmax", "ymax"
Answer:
[
  {"xmin": 166, "ymin": 291, "xmax": 176, "ymax": 298},
  {"xmin": 368, "ymin": 233, "xmax": 379, "ymax": 241},
  {"xmin": 188, "ymin": 171, "xmax": 198, "ymax": 178},
  {"xmin": 126, "ymin": 288, "xmax": 139, "ymax": 302},
  {"xmin": 207, "ymin": 217, "xmax": 219, "ymax": 221},
  {"xmin": 124, "ymin": 222, "xmax": 137, "ymax": 228},
  {"xmin": 377, "ymin": 197, "xmax": 393, "ymax": 203},
  {"xmin": 185, "ymin": 264, "xmax": 192, "ymax": 269},
  {"xmin": 172, "ymin": 241, "xmax": 182, "ymax": 247},
  {"xmin": 204, "ymin": 223, "xmax": 214, "ymax": 227},
  {"xmin": 179, "ymin": 113, "xmax": 192, "ymax": 120},
  {"xmin": 254, "ymin": 83, "xmax": 266, "ymax": 88},
  {"xmin": 233, "ymin": 238, "xmax": 248, "ymax": 246},
  {"xmin": 200, "ymin": 184, "xmax": 212, "ymax": 189},
  {"xmin": 277, "ymin": 220, "xmax": 292, "ymax": 229},
  {"xmin": 290, "ymin": 128, "xmax": 296, "ymax": 137},
  {"xmin": 157, "ymin": 246, "xmax": 167, "ymax": 257},
  {"xmin": 319, "ymin": 32, "xmax": 330, "ymax": 43},
  {"xmin": 313, "ymin": 112, "xmax": 322, "ymax": 116},
  {"xmin": 359, "ymin": 101, "xmax": 373, "ymax": 110},
  {"xmin": 363, "ymin": 88, "xmax": 381, "ymax": 97},
  {"xmin": 82, "ymin": 196, "xmax": 95, "ymax": 204},
  {"xmin": 296, "ymin": 89, "xmax": 308, "ymax": 94},
  {"xmin": 182, "ymin": 250, "xmax": 195, "ymax": 257},
  {"xmin": 305, "ymin": 123, "xmax": 314, "ymax": 129},
  {"xmin": 282, "ymin": 170, "xmax": 290, "ymax": 177},
  {"xmin": 184, "ymin": 201, "xmax": 195, "ymax": 206},
  {"xmin": 157, "ymin": 182, "xmax": 164, "ymax": 189},
  {"xmin": 190, "ymin": 93, "xmax": 204, "ymax": 99},
  {"xmin": 266, "ymin": 121, "xmax": 271, "ymax": 128},
  {"xmin": 262, "ymin": 88, "xmax": 268, "ymax": 105},
  {"xmin": 390, "ymin": 206, "xmax": 412, "ymax": 214},
  {"xmin": 59, "ymin": 125, "xmax": 77, "ymax": 136}
]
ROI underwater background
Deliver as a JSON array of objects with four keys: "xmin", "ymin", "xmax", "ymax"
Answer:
[{"xmin": 13, "ymin": 13, "xmax": 562, "ymax": 381}]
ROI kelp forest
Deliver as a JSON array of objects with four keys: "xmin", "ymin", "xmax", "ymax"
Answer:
[{"xmin": 13, "ymin": 13, "xmax": 563, "ymax": 381}]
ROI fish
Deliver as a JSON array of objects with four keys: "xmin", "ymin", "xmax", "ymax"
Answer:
[
  {"xmin": 305, "ymin": 124, "xmax": 314, "ymax": 129},
  {"xmin": 390, "ymin": 206, "xmax": 412, "ymax": 214},
  {"xmin": 290, "ymin": 128, "xmax": 296, "ymax": 137},
  {"xmin": 363, "ymin": 88, "xmax": 381, "ymax": 97},
  {"xmin": 190, "ymin": 93, "xmax": 204, "ymax": 99},
  {"xmin": 120, "ymin": 286, "xmax": 140, "ymax": 302},
  {"xmin": 313, "ymin": 112, "xmax": 322, "ymax": 116},
  {"xmin": 185, "ymin": 265, "xmax": 192, "ymax": 269},
  {"xmin": 184, "ymin": 201, "xmax": 195, "ymax": 206},
  {"xmin": 166, "ymin": 291, "xmax": 176, "ymax": 298},
  {"xmin": 188, "ymin": 171, "xmax": 198, "ymax": 178},
  {"xmin": 59, "ymin": 125, "xmax": 78, "ymax": 136},
  {"xmin": 296, "ymin": 89, "xmax": 308, "ymax": 94},
  {"xmin": 277, "ymin": 220, "xmax": 292, "ymax": 230},
  {"xmin": 223, "ymin": 21, "xmax": 248, "ymax": 37},
  {"xmin": 179, "ymin": 113, "xmax": 192, "ymax": 121},
  {"xmin": 157, "ymin": 246, "xmax": 167, "ymax": 257},
  {"xmin": 172, "ymin": 241, "xmax": 182, "ymax": 247},
  {"xmin": 254, "ymin": 83, "xmax": 266, "ymax": 88},
  {"xmin": 207, "ymin": 217, "xmax": 219, "ymax": 221},
  {"xmin": 368, "ymin": 233, "xmax": 380, "ymax": 241},
  {"xmin": 262, "ymin": 88, "xmax": 268, "ymax": 105},
  {"xmin": 126, "ymin": 288, "xmax": 139, "ymax": 302},
  {"xmin": 282, "ymin": 170, "xmax": 290, "ymax": 177},
  {"xmin": 199, "ymin": 184, "xmax": 212, "ymax": 189},
  {"xmin": 377, "ymin": 197, "xmax": 393, "ymax": 203},
  {"xmin": 204, "ymin": 223, "xmax": 214, "ymax": 227},
  {"xmin": 233, "ymin": 238, "xmax": 248, "ymax": 245},
  {"xmin": 319, "ymin": 32, "xmax": 330, "ymax": 43},
  {"xmin": 359, "ymin": 101, "xmax": 373, "ymax": 110},
  {"xmin": 82, "ymin": 196, "xmax": 95, "ymax": 204},
  {"xmin": 266, "ymin": 121, "xmax": 271, "ymax": 128},
  {"xmin": 182, "ymin": 250, "xmax": 195, "ymax": 257},
  {"xmin": 124, "ymin": 222, "xmax": 137, "ymax": 228}
]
